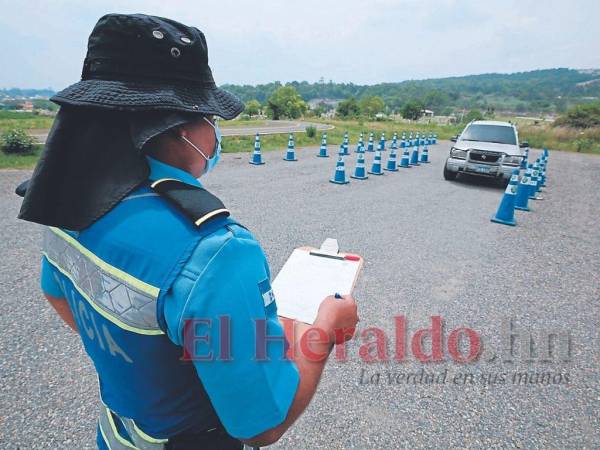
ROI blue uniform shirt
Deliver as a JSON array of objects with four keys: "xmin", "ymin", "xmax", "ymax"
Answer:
[{"xmin": 41, "ymin": 156, "xmax": 300, "ymax": 439}]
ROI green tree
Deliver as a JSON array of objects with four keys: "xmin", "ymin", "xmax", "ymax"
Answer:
[
  {"xmin": 359, "ymin": 96, "xmax": 385, "ymax": 118},
  {"xmin": 336, "ymin": 97, "xmax": 360, "ymax": 119},
  {"xmin": 265, "ymin": 86, "xmax": 307, "ymax": 120},
  {"xmin": 400, "ymin": 100, "xmax": 424, "ymax": 121},
  {"xmin": 463, "ymin": 109, "xmax": 484, "ymax": 123},
  {"xmin": 244, "ymin": 99, "xmax": 261, "ymax": 116}
]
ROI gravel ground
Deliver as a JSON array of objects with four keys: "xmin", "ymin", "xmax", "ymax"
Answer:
[{"xmin": 1, "ymin": 142, "xmax": 598, "ymax": 449}]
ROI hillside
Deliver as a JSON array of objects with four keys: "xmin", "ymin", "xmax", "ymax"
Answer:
[
  {"xmin": 222, "ymin": 68, "xmax": 600, "ymax": 114},
  {"xmin": 2, "ymin": 69, "xmax": 599, "ymax": 115}
]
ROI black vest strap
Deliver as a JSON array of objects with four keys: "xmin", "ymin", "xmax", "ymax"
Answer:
[{"xmin": 150, "ymin": 178, "xmax": 230, "ymax": 227}]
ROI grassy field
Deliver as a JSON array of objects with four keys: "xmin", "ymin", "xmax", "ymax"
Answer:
[
  {"xmin": 1, "ymin": 113, "xmax": 598, "ymax": 169},
  {"xmin": 0, "ymin": 111, "xmax": 54, "ymax": 132},
  {"xmin": 0, "ymin": 145, "xmax": 44, "ymax": 169}
]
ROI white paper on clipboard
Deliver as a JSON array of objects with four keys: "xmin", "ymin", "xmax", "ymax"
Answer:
[{"xmin": 272, "ymin": 248, "xmax": 362, "ymax": 324}]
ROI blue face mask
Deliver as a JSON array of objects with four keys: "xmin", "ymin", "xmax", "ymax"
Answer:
[{"xmin": 180, "ymin": 116, "xmax": 222, "ymax": 176}]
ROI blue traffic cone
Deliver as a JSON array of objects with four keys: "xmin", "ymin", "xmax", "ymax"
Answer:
[
  {"xmin": 514, "ymin": 166, "xmax": 532, "ymax": 211},
  {"xmin": 283, "ymin": 133, "xmax": 297, "ymax": 161},
  {"xmin": 415, "ymin": 132, "xmax": 420, "ymax": 146},
  {"xmin": 433, "ymin": 133, "xmax": 437, "ymax": 144},
  {"xmin": 351, "ymin": 153, "xmax": 369, "ymax": 180},
  {"xmin": 368, "ymin": 150, "xmax": 384, "ymax": 175},
  {"xmin": 356, "ymin": 132, "xmax": 364, "ymax": 153},
  {"xmin": 391, "ymin": 133, "xmax": 398, "ymax": 150},
  {"xmin": 399, "ymin": 147, "xmax": 411, "ymax": 168},
  {"xmin": 317, "ymin": 133, "xmax": 329, "ymax": 157},
  {"xmin": 420, "ymin": 143, "xmax": 430, "ymax": 163},
  {"xmin": 342, "ymin": 133, "xmax": 350, "ymax": 155},
  {"xmin": 491, "ymin": 169, "xmax": 520, "ymax": 226},
  {"xmin": 379, "ymin": 133, "xmax": 386, "ymax": 151},
  {"xmin": 529, "ymin": 163, "xmax": 543, "ymax": 200},
  {"xmin": 367, "ymin": 133, "xmax": 375, "ymax": 152},
  {"xmin": 330, "ymin": 156, "xmax": 349, "ymax": 184},
  {"xmin": 384, "ymin": 147, "xmax": 399, "ymax": 171},
  {"xmin": 521, "ymin": 147, "xmax": 529, "ymax": 169},
  {"xmin": 410, "ymin": 144, "xmax": 420, "ymax": 166},
  {"xmin": 408, "ymin": 131, "xmax": 413, "ymax": 147},
  {"xmin": 428, "ymin": 133, "xmax": 433, "ymax": 145},
  {"xmin": 338, "ymin": 143, "xmax": 347, "ymax": 156},
  {"xmin": 540, "ymin": 157, "xmax": 547, "ymax": 187},
  {"xmin": 249, "ymin": 133, "xmax": 265, "ymax": 165}
]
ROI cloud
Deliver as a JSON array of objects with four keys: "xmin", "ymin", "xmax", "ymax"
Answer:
[{"xmin": 0, "ymin": 0, "xmax": 598, "ymax": 89}]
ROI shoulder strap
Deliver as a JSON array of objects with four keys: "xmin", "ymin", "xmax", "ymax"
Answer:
[{"xmin": 150, "ymin": 178, "xmax": 230, "ymax": 228}]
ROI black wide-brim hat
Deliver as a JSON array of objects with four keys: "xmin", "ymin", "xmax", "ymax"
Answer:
[{"xmin": 51, "ymin": 13, "xmax": 244, "ymax": 120}]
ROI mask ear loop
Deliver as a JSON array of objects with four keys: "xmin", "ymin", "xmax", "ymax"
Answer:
[{"xmin": 179, "ymin": 135, "xmax": 210, "ymax": 161}]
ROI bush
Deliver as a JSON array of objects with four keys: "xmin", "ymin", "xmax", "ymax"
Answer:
[
  {"xmin": 574, "ymin": 138, "xmax": 593, "ymax": 153},
  {"xmin": 554, "ymin": 101, "xmax": 600, "ymax": 128},
  {"xmin": 305, "ymin": 125, "xmax": 317, "ymax": 138},
  {"xmin": 1, "ymin": 128, "xmax": 35, "ymax": 154}
]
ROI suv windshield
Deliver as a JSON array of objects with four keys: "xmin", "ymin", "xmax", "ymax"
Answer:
[{"xmin": 460, "ymin": 124, "xmax": 516, "ymax": 145}]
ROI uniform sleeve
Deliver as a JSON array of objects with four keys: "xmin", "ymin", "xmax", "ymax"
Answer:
[
  {"xmin": 163, "ymin": 226, "xmax": 300, "ymax": 439},
  {"xmin": 40, "ymin": 255, "xmax": 65, "ymax": 298}
]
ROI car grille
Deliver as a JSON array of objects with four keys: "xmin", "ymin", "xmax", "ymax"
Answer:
[{"xmin": 469, "ymin": 150, "xmax": 501, "ymax": 164}]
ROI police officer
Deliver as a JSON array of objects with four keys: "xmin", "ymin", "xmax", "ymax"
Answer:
[{"xmin": 17, "ymin": 14, "xmax": 359, "ymax": 449}]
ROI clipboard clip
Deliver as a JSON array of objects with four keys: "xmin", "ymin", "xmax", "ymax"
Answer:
[{"xmin": 309, "ymin": 238, "xmax": 343, "ymax": 260}]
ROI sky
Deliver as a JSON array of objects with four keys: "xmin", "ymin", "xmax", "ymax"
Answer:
[{"xmin": 0, "ymin": 0, "xmax": 599, "ymax": 90}]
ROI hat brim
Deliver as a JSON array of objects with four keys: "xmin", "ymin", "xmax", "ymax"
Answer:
[{"xmin": 51, "ymin": 79, "xmax": 244, "ymax": 120}]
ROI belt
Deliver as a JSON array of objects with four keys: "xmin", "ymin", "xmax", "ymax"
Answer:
[{"xmin": 98, "ymin": 403, "xmax": 245, "ymax": 450}]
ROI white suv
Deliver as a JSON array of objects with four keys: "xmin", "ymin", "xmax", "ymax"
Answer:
[{"xmin": 444, "ymin": 120, "xmax": 526, "ymax": 184}]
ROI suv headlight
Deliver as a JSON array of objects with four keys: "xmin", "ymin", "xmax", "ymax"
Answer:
[
  {"xmin": 503, "ymin": 155, "xmax": 523, "ymax": 166},
  {"xmin": 450, "ymin": 148, "xmax": 467, "ymax": 159}
]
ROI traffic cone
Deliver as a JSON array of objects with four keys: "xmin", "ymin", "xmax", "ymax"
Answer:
[
  {"xmin": 540, "ymin": 158, "xmax": 547, "ymax": 187},
  {"xmin": 529, "ymin": 162, "xmax": 543, "ymax": 200},
  {"xmin": 367, "ymin": 133, "xmax": 375, "ymax": 152},
  {"xmin": 408, "ymin": 132, "xmax": 413, "ymax": 147},
  {"xmin": 356, "ymin": 132, "xmax": 364, "ymax": 153},
  {"xmin": 342, "ymin": 133, "xmax": 350, "ymax": 155},
  {"xmin": 491, "ymin": 169, "xmax": 519, "ymax": 226},
  {"xmin": 384, "ymin": 147, "xmax": 399, "ymax": 171},
  {"xmin": 428, "ymin": 133, "xmax": 433, "ymax": 145},
  {"xmin": 415, "ymin": 132, "xmax": 420, "ymax": 146},
  {"xmin": 433, "ymin": 133, "xmax": 437, "ymax": 145},
  {"xmin": 521, "ymin": 146, "xmax": 529, "ymax": 169},
  {"xmin": 399, "ymin": 147, "xmax": 411, "ymax": 168},
  {"xmin": 351, "ymin": 153, "xmax": 369, "ymax": 180},
  {"xmin": 368, "ymin": 150, "xmax": 384, "ymax": 175},
  {"xmin": 420, "ymin": 142, "xmax": 430, "ymax": 163},
  {"xmin": 317, "ymin": 133, "xmax": 329, "ymax": 157},
  {"xmin": 330, "ymin": 156, "xmax": 349, "ymax": 184},
  {"xmin": 410, "ymin": 144, "xmax": 420, "ymax": 166},
  {"xmin": 379, "ymin": 133, "xmax": 386, "ymax": 151},
  {"xmin": 283, "ymin": 133, "xmax": 297, "ymax": 161},
  {"xmin": 249, "ymin": 133, "xmax": 265, "ymax": 165},
  {"xmin": 391, "ymin": 133, "xmax": 398, "ymax": 150},
  {"xmin": 514, "ymin": 166, "xmax": 532, "ymax": 211}
]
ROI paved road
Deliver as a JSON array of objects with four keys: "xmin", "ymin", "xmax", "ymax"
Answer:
[
  {"xmin": 1, "ymin": 143, "xmax": 598, "ymax": 448},
  {"xmin": 27, "ymin": 120, "xmax": 333, "ymax": 144}
]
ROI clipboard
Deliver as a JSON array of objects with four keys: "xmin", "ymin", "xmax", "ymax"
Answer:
[{"xmin": 272, "ymin": 238, "xmax": 364, "ymax": 324}]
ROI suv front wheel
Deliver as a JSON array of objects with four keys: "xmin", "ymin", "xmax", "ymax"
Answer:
[{"xmin": 443, "ymin": 163, "xmax": 458, "ymax": 181}]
